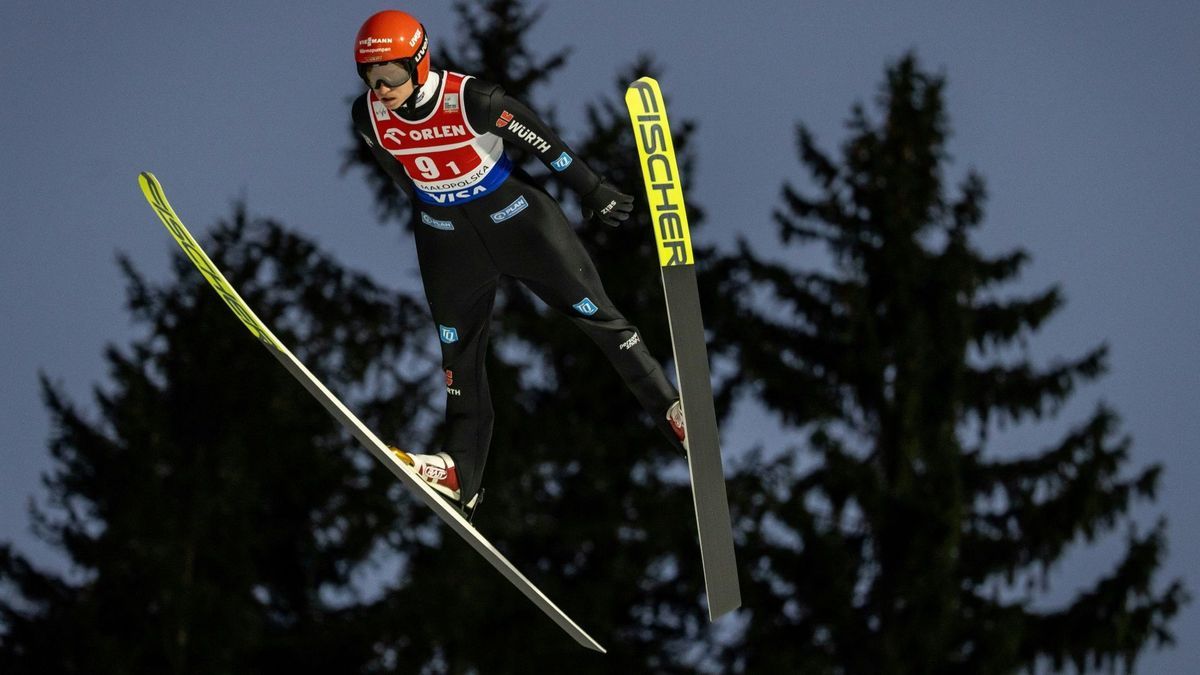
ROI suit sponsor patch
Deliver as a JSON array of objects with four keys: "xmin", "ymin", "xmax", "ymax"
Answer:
[
  {"xmin": 551, "ymin": 152, "xmax": 573, "ymax": 172},
  {"xmin": 421, "ymin": 212, "xmax": 454, "ymax": 231},
  {"xmin": 573, "ymin": 297, "xmax": 599, "ymax": 316},
  {"xmin": 490, "ymin": 195, "xmax": 529, "ymax": 223}
]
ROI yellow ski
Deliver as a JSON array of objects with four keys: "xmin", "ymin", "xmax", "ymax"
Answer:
[
  {"xmin": 137, "ymin": 171, "xmax": 604, "ymax": 653},
  {"xmin": 625, "ymin": 78, "xmax": 742, "ymax": 621}
]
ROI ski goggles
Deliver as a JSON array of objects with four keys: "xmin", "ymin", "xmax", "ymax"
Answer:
[{"xmin": 359, "ymin": 60, "xmax": 413, "ymax": 90}]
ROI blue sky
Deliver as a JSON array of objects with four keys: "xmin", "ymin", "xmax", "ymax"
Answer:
[{"xmin": 2, "ymin": 2, "xmax": 1196, "ymax": 670}]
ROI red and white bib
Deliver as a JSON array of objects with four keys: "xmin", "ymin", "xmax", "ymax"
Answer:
[{"xmin": 367, "ymin": 71, "xmax": 510, "ymax": 205}]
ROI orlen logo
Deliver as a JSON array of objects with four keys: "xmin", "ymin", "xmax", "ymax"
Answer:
[
  {"xmin": 358, "ymin": 37, "xmax": 394, "ymax": 47},
  {"xmin": 384, "ymin": 128, "xmax": 405, "ymax": 145}
]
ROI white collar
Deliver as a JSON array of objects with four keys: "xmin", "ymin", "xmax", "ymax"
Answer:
[{"xmin": 413, "ymin": 71, "xmax": 441, "ymax": 107}]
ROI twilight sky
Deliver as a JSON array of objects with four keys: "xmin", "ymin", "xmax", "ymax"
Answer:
[{"xmin": 2, "ymin": 2, "xmax": 1196, "ymax": 670}]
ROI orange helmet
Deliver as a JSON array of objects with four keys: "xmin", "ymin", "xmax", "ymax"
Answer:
[{"xmin": 355, "ymin": 10, "xmax": 430, "ymax": 86}]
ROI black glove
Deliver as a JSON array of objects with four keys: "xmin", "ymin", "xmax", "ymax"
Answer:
[{"xmin": 581, "ymin": 179, "xmax": 634, "ymax": 227}]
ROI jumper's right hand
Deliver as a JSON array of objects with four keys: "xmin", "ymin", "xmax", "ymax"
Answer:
[{"xmin": 581, "ymin": 179, "xmax": 634, "ymax": 227}]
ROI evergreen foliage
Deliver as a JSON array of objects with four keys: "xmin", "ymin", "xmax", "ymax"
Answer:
[
  {"xmin": 1, "ymin": 210, "xmax": 433, "ymax": 673},
  {"xmin": 710, "ymin": 53, "xmax": 1187, "ymax": 674},
  {"xmin": 2, "ymin": 2, "xmax": 1186, "ymax": 673}
]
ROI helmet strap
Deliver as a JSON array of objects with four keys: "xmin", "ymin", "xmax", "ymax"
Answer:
[
  {"xmin": 400, "ymin": 60, "xmax": 422, "ymax": 113},
  {"xmin": 402, "ymin": 26, "xmax": 429, "ymax": 112}
]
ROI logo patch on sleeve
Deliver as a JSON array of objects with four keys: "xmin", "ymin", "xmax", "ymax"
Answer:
[
  {"xmin": 551, "ymin": 152, "xmax": 573, "ymax": 172},
  {"xmin": 572, "ymin": 297, "xmax": 599, "ymax": 316},
  {"xmin": 439, "ymin": 325, "xmax": 460, "ymax": 344}
]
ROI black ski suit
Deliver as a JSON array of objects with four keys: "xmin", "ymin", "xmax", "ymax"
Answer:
[{"xmin": 353, "ymin": 70, "xmax": 678, "ymax": 500}]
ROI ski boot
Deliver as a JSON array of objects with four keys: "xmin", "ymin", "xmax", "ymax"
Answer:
[
  {"xmin": 389, "ymin": 447, "xmax": 482, "ymax": 519},
  {"xmin": 666, "ymin": 400, "xmax": 689, "ymax": 453}
]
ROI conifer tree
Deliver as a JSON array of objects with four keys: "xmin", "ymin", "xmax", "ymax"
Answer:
[
  {"xmin": 709, "ymin": 53, "xmax": 1188, "ymax": 674},
  {"xmin": 0, "ymin": 209, "xmax": 433, "ymax": 674}
]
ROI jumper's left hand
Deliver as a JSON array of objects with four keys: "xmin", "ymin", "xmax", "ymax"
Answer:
[{"xmin": 582, "ymin": 179, "xmax": 634, "ymax": 227}]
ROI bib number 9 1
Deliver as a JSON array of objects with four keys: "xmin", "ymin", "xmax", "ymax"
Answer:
[{"xmin": 413, "ymin": 156, "xmax": 462, "ymax": 180}]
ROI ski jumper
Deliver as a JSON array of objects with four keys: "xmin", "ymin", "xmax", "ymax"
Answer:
[{"xmin": 353, "ymin": 71, "xmax": 679, "ymax": 500}]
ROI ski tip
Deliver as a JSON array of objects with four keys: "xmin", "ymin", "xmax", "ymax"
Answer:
[
  {"xmin": 627, "ymin": 75, "xmax": 659, "ymax": 89},
  {"xmin": 137, "ymin": 171, "xmax": 160, "ymax": 194}
]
